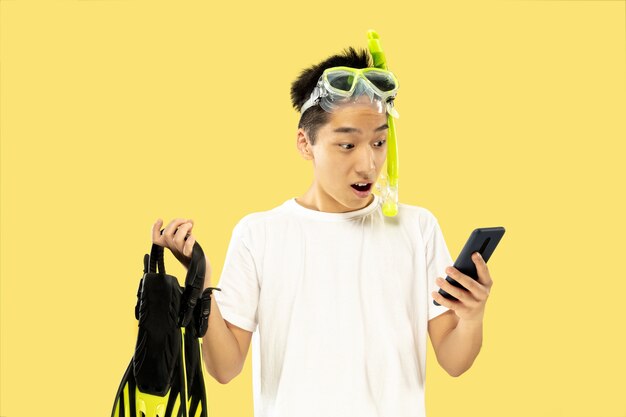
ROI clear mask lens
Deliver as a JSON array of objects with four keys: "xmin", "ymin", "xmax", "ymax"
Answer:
[
  {"xmin": 364, "ymin": 70, "xmax": 397, "ymax": 92},
  {"xmin": 327, "ymin": 70, "xmax": 358, "ymax": 94}
]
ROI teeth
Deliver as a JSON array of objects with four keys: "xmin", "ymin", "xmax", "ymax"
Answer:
[{"xmin": 355, "ymin": 183, "xmax": 368, "ymax": 186}]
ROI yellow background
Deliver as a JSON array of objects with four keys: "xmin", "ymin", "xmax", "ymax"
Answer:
[{"xmin": 1, "ymin": 1, "xmax": 625, "ymax": 416}]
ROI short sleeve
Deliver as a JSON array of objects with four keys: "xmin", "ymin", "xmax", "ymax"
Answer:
[
  {"xmin": 425, "ymin": 216, "xmax": 454, "ymax": 321},
  {"xmin": 214, "ymin": 220, "xmax": 260, "ymax": 333}
]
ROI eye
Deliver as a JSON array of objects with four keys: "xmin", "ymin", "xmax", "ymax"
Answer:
[
  {"xmin": 339, "ymin": 144, "xmax": 355, "ymax": 150},
  {"xmin": 374, "ymin": 139, "xmax": 387, "ymax": 147}
]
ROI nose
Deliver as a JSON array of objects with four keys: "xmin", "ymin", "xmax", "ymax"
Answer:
[{"xmin": 354, "ymin": 146, "xmax": 376, "ymax": 179}]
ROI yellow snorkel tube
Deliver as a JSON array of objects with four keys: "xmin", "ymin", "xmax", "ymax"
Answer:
[{"xmin": 367, "ymin": 30, "xmax": 399, "ymax": 217}]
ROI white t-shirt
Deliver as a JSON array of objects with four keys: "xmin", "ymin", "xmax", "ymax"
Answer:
[{"xmin": 214, "ymin": 193, "xmax": 454, "ymax": 417}]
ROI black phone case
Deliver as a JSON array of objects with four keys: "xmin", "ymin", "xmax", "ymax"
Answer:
[{"xmin": 433, "ymin": 226, "xmax": 505, "ymax": 306}]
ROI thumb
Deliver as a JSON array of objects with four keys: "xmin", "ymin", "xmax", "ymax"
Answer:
[{"xmin": 152, "ymin": 218, "xmax": 163, "ymax": 243}]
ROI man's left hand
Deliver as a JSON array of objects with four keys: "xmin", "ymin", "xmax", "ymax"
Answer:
[{"xmin": 432, "ymin": 252, "xmax": 494, "ymax": 323}]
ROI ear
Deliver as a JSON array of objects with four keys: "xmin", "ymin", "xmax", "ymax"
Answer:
[{"xmin": 296, "ymin": 128, "xmax": 314, "ymax": 161}]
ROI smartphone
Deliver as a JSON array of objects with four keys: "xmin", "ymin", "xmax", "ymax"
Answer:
[{"xmin": 433, "ymin": 226, "xmax": 505, "ymax": 306}]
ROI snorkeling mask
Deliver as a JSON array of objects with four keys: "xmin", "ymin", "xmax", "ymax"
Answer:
[
  {"xmin": 300, "ymin": 66, "xmax": 400, "ymax": 119},
  {"xmin": 299, "ymin": 30, "xmax": 401, "ymax": 216}
]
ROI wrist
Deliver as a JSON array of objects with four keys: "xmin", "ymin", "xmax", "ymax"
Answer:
[{"xmin": 457, "ymin": 317, "xmax": 484, "ymax": 331}]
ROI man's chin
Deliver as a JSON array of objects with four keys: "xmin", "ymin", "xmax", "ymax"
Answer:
[{"xmin": 343, "ymin": 191, "xmax": 374, "ymax": 210}]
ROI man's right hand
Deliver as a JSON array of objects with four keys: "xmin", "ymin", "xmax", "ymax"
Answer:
[{"xmin": 151, "ymin": 219, "xmax": 212, "ymax": 287}]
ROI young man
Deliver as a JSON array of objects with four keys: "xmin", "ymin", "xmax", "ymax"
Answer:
[{"xmin": 153, "ymin": 47, "xmax": 493, "ymax": 417}]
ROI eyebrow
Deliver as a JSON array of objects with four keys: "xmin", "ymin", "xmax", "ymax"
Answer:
[{"xmin": 333, "ymin": 123, "xmax": 389, "ymax": 134}]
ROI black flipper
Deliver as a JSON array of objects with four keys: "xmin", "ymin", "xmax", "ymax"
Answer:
[
  {"xmin": 112, "ymin": 237, "xmax": 218, "ymax": 417},
  {"xmin": 112, "ymin": 243, "xmax": 187, "ymax": 417}
]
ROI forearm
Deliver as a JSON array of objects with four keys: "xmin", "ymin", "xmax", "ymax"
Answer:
[
  {"xmin": 435, "ymin": 319, "xmax": 483, "ymax": 377},
  {"xmin": 201, "ymin": 289, "xmax": 244, "ymax": 384}
]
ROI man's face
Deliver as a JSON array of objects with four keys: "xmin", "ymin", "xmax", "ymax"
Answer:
[{"xmin": 300, "ymin": 99, "xmax": 389, "ymax": 212}]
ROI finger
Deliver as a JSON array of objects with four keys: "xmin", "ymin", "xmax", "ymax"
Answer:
[
  {"xmin": 152, "ymin": 218, "xmax": 164, "ymax": 245},
  {"xmin": 471, "ymin": 252, "xmax": 493, "ymax": 287},
  {"xmin": 431, "ymin": 291, "xmax": 458, "ymax": 310},
  {"xmin": 163, "ymin": 218, "xmax": 190, "ymax": 250},
  {"xmin": 183, "ymin": 235, "xmax": 195, "ymax": 258},
  {"xmin": 184, "ymin": 219, "xmax": 194, "ymax": 240},
  {"xmin": 445, "ymin": 266, "xmax": 481, "ymax": 294},
  {"xmin": 174, "ymin": 222, "xmax": 194, "ymax": 250},
  {"xmin": 436, "ymin": 276, "xmax": 473, "ymax": 302},
  {"xmin": 185, "ymin": 220, "xmax": 194, "ymax": 235}
]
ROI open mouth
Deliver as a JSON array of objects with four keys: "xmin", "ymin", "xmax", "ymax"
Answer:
[{"xmin": 351, "ymin": 183, "xmax": 372, "ymax": 192}]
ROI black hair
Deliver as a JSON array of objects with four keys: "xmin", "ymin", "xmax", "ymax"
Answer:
[{"xmin": 290, "ymin": 47, "xmax": 372, "ymax": 145}]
